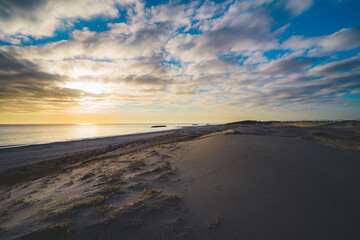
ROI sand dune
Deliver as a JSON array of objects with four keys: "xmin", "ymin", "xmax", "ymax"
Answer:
[
  {"xmin": 0, "ymin": 122, "xmax": 359, "ymax": 239},
  {"xmin": 166, "ymin": 134, "xmax": 360, "ymax": 239}
]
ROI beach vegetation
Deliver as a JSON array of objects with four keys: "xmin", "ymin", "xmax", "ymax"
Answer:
[
  {"xmin": 118, "ymin": 203, "xmax": 130, "ymax": 212},
  {"xmin": 158, "ymin": 170, "xmax": 176, "ymax": 179},
  {"xmin": 59, "ymin": 194, "xmax": 105, "ymax": 214},
  {"xmin": 141, "ymin": 188, "xmax": 160, "ymax": 198},
  {"xmin": 104, "ymin": 215, "xmax": 116, "ymax": 224},
  {"xmin": 128, "ymin": 160, "xmax": 146, "ymax": 170},
  {"xmin": 164, "ymin": 193, "xmax": 181, "ymax": 199},
  {"xmin": 31, "ymin": 206, "xmax": 55, "ymax": 216},
  {"xmin": 104, "ymin": 185, "xmax": 120, "ymax": 193},
  {"xmin": 42, "ymin": 218, "xmax": 72, "ymax": 236},
  {"xmin": 128, "ymin": 181, "xmax": 147, "ymax": 189},
  {"xmin": 108, "ymin": 173, "xmax": 124, "ymax": 183},
  {"xmin": 55, "ymin": 197, "xmax": 69, "ymax": 206},
  {"xmin": 96, "ymin": 204, "xmax": 113, "ymax": 213},
  {"xmin": 115, "ymin": 198, "xmax": 145, "ymax": 214},
  {"xmin": 140, "ymin": 161, "xmax": 172, "ymax": 175}
]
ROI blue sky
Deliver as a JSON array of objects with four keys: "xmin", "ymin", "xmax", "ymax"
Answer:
[{"xmin": 0, "ymin": 0, "xmax": 359, "ymax": 123}]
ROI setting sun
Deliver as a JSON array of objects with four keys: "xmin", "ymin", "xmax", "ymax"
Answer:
[{"xmin": 63, "ymin": 81, "xmax": 113, "ymax": 95}]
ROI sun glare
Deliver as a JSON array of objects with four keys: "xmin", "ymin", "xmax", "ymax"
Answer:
[{"xmin": 63, "ymin": 81, "xmax": 113, "ymax": 94}]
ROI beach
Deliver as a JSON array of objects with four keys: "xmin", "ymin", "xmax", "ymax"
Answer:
[{"xmin": 0, "ymin": 122, "xmax": 359, "ymax": 239}]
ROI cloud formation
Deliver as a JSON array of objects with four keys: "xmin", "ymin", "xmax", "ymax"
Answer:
[{"xmin": 0, "ymin": 0, "xmax": 359, "ymax": 119}]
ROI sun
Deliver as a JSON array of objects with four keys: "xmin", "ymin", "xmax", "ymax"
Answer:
[{"xmin": 63, "ymin": 81, "xmax": 113, "ymax": 94}]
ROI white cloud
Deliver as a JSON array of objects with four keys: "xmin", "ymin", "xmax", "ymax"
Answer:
[
  {"xmin": 282, "ymin": 27, "xmax": 360, "ymax": 54},
  {"xmin": 0, "ymin": 0, "xmax": 137, "ymax": 39},
  {"xmin": 318, "ymin": 27, "xmax": 360, "ymax": 52},
  {"xmin": 284, "ymin": 0, "xmax": 314, "ymax": 16}
]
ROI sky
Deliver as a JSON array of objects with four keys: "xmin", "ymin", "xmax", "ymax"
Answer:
[{"xmin": 0, "ymin": 0, "xmax": 359, "ymax": 124}]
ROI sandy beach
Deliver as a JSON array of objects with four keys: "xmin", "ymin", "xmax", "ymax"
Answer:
[{"xmin": 0, "ymin": 122, "xmax": 360, "ymax": 239}]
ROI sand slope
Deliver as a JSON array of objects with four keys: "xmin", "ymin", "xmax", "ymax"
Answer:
[
  {"xmin": 0, "ymin": 123, "xmax": 359, "ymax": 239},
  {"xmin": 165, "ymin": 134, "xmax": 360, "ymax": 239}
]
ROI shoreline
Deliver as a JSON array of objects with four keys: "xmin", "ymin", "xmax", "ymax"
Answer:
[
  {"xmin": 0, "ymin": 122, "xmax": 359, "ymax": 239},
  {"xmin": 0, "ymin": 128, "xmax": 187, "ymax": 174},
  {"xmin": 0, "ymin": 125, "xmax": 223, "ymax": 185},
  {"xmin": 0, "ymin": 124, "xmax": 200, "ymax": 150},
  {"xmin": 0, "ymin": 128, "xmax": 178, "ymax": 151}
]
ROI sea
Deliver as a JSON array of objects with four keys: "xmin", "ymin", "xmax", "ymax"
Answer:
[{"xmin": 0, "ymin": 123, "xmax": 202, "ymax": 149}]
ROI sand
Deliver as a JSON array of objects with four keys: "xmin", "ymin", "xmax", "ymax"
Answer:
[
  {"xmin": 0, "ymin": 129, "xmax": 178, "ymax": 172},
  {"xmin": 0, "ymin": 122, "xmax": 359, "ymax": 239}
]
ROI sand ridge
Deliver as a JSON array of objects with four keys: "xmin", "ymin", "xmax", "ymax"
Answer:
[{"xmin": 0, "ymin": 121, "xmax": 359, "ymax": 239}]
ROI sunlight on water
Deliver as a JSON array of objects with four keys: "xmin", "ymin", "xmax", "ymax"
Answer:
[{"xmin": 0, "ymin": 124, "xmax": 196, "ymax": 148}]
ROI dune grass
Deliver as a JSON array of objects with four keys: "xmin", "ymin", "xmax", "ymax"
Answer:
[
  {"xmin": 31, "ymin": 206, "xmax": 55, "ymax": 217},
  {"xmin": 59, "ymin": 194, "xmax": 105, "ymax": 215},
  {"xmin": 96, "ymin": 204, "xmax": 113, "ymax": 213},
  {"xmin": 129, "ymin": 181, "xmax": 147, "ymax": 189},
  {"xmin": 115, "ymin": 198, "xmax": 145, "ymax": 214},
  {"xmin": 164, "ymin": 193, "xmax": 181, "ymax": 199},
  {"xmin": 141, "ymin": 187, "xmax": 160, "ymax": 198},
  {"xmin": 128, "ymin": 160, "xmax": 146, "ymax": 171},
  {"xmin": 104, "ymin": 215, "xmax": 116, "ymax": 224},
  {"xmin": 157, "ymin": 169, "xmax": 176, "ymax": 179},
  {"xmin": 140, "ymin": 161, "xmax": 172, "ymax": 175}
]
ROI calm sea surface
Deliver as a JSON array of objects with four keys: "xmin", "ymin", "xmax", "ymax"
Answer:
[{"xmin": 0, "ymin": 124, "xmax": 198, "ymax": 149}]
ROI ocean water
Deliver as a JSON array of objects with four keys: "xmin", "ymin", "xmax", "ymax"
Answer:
[{"xmin": 0, "ymin": 123, "xmax": 197, "ymax": 149}]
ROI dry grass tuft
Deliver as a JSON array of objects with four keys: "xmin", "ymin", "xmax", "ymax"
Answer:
[
  {"xmin": 158, "ymin": 169, "xmax": 176, "ymax": 179},
  {"xmin": 60, "ymin": 194, "xmax": 105, "ymax": 214},
  {"xmin": 128, "ymin": 181, "xmax": 147, "ymax": 189},
  {"xmin": 140, "ymin": 161, "xmax": 172, "ymax": 175},
  {"xmin": 133, "ymin": 198, "xmax": 145, "ymax": 205},
  {"xmin": 141, "ymin": 188, "xmax": 160, "ymax": 198},
  {"xmin": 164, "ymin": 193, "xmax": 181, "ymax": 199},
  {"xmin": 96, "ymin": 204, "xmax": 113, "ymax": 213},
  {"xmin": 104, "ymin": 215, "xmax": 116, "ymax": 224},
  {"xmin": 118, "ymin": 203, "xmax": 130, "ymax": 212},
  {"xmin": 31, "ymin": 206, "xmax": 55, "ymax": 217},
  {"xmin": 128, "ymin": 160, "xmax": 146, "ymax": 171},
  {"xmin": 104, "ymin": 185, "xmax": 121, "ymax": 196},
  {"xmin": 108, "ymin": 173, "xmax": 124, "ymax": 183},
  {"xmin": 39, "ymin": 218, "xmax": 72, "ymax": 237},
  {"xmin": 55, "ymin": 197, "xmax": 69, "ymax": 205},
  {"xmin": 115, "ymin": 198, "xmax": 145, "ymax": 214}
]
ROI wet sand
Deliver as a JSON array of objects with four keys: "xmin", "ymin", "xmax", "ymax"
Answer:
[{"xmin": 0, "ymin": 122, "xmax": 359, "ymax": 239}]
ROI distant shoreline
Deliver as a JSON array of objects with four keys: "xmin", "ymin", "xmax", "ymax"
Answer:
[
  {"xmin": 0, "ymin": 123, "xmax": 209, "ymax": 150},
  {"xmin": 0, "ymin": 128, "xmax": 177, "ymax": 150}
]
